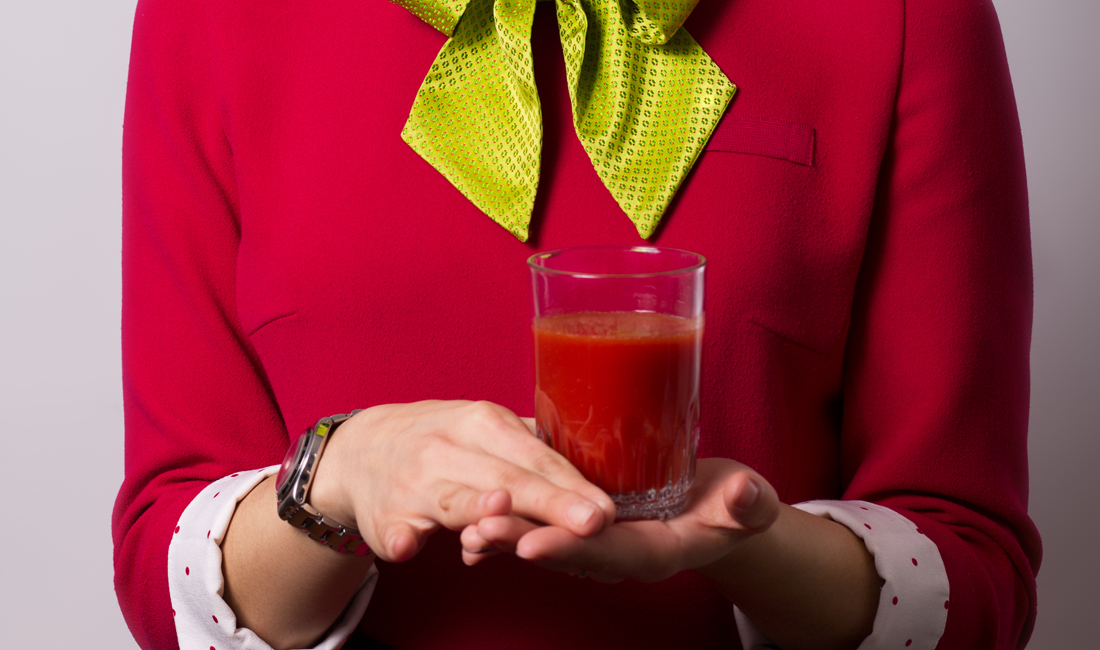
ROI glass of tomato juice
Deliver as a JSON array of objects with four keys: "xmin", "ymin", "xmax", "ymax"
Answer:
[{"xmin": 529, "ymin": 246, "xmax": 704, "ymax": 521}]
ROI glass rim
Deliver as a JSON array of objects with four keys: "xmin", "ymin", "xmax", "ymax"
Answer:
[{"xmin": 527, "ymin": 245, "xmax": 707, "ymax": 279}]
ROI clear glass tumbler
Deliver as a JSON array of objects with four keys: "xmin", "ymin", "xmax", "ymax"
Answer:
[{"xmin": 529, "ymin": 246, "xmax": 705, "ymax": 520}]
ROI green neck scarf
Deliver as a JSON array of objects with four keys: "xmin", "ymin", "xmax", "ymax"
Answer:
[{"xmin": 396, "ymin": 0, "xmax": 736, "ymax": 240}]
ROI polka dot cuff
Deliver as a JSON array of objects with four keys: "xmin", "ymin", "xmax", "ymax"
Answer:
[
  {"xmin": 734, "ymin": 500, "xmax": 949, "ymax": 650},
  {"xmin": 167, "ymin": 466, "xmax": 378, "ymax": 650}
]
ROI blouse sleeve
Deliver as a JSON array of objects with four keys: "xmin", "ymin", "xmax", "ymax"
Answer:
[
  {"xmin": 167, "ymin": 467, "xmax": 378, "ymax": 650},
  {"xmin": 832, "ymin": 0, "xmax": 1041, "ymax": 647},
  {"xmin": 112, "ymin": 0, "xmax": 297, "ymax": 647},
  {"xmin": 734, "ymin": 501, "xmax": 950, "ymax": 650}
]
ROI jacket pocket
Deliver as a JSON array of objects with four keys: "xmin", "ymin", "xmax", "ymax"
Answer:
[{"xmin": 706, "ymin": 115, "xmax": 815, "ymax": 167}]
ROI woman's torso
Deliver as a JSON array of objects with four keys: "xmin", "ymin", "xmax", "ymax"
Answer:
[{"xmin": 208, "ymin": 0, "xmax": 904, "ymax": 646}]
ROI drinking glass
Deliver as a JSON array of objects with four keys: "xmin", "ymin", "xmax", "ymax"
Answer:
[{"xmin": 529, "ymin": 246, "xmax": 705, "ymax": 520}]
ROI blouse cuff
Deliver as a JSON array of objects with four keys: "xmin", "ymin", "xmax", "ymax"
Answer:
[
  {"xmin": 733, "ymin": 500, "xmax": 949, "ymax": 650},
  {"xmin": 166, "ymin": 466, "xmax": 378, "ymax": 650}
]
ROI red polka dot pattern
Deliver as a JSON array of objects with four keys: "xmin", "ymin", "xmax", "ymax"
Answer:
[
  {"xmin": 945, "ymin": 600, "xmax": 950, "ymax": 609},
  {"xmin": 170, "ymin": 469, "xmax": 300, "ymax": 650},
  {"xmin": 911, "ymin": 557, "xmax": 919, "ymax": 566},
  {"xmin": 905, "ymin": 641, "xmax": 912, "ymax": 647},
  {"xmin": 864, "ymin": 523, "xmax": 872, "ymax": 530},
  {"xmin": 892, "ymin": 596, "xmax": 898, "ymax": 605}
]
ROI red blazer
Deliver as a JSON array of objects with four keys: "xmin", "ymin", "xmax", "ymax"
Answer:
[{"xmin": 114, "ymin": 0, "xmax": 1040, "ymax": 648}]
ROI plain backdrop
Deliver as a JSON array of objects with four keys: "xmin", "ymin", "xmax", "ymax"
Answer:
[{"xmin": 0, "ymin": 0, "xmax": 1096, "ymax": 647}]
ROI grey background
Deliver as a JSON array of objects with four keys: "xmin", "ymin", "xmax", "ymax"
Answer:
[{"xmin": 0, "ymin": 0, "xmax": 1095, "ymax": 647}]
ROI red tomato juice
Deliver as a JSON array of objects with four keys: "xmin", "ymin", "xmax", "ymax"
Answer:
[{"xmin": 533, "ymin": 311, "xmax": 702, "ymax": 499}]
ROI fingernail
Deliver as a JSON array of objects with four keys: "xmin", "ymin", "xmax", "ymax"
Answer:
[
  {"xmin": 733, "ymin": 476, "xmax": 760, "ymax": 514},
  {"xmin": 568, "ymin": 502, "xmax": 597, "ymax": 529}
]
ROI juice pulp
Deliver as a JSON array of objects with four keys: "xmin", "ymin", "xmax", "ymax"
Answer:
[{"xmin": 533, "ymin": 311, "xmax": 702, "ymax": 499}]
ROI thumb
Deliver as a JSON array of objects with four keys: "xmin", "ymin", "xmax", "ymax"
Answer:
[{"xmin": 723, "ymin": 471, "xmax": 779, "ymax": 533}]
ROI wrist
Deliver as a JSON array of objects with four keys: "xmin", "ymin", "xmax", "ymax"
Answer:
[
  {"xmin": 698, "ymin": 505, "xmax": 880, "ymax": 650},
  {"xmin": 276, "ymin": 412, "xmax": 372, "ymax": 557},
  {"xmin": 694, "ymin": 504, "xmax": 784, "ymax": 590}
]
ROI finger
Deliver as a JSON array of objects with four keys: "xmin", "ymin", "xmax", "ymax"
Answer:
[
  {"xmin": 723, "ymin": 471, "xmax": 779, "ymax": 533},
  {"xmin": 460, "ymin": 525, "xmax": 503, "ymax": 566},
  {"xmin": 375, "ymin": 519, "xmax": 430, "ymax": 563},
  {"xmin": 423, "ymin": 483, "xmax": 513, "ymax": 531},
  {"xmin": 478, "ymin": 489, "xmax": 513, "ymax": 518},
  {"xmin": 490, "ymin": 464, "xmax": 609, "ymax": 537},
  {"xmin": 462, "ymin": 515, "xmax": 540, "ymax": 565},
  {"xmin": 512, "ymin": 526, "xmax": 629, "ymax": 583},
  {"xmin": 459, "ymin": 524, "xmax": 492, "ymax": 553},
  {"xmin": 475, "ymin": 515, "xmax": 541, "ymax": 552},
  {"xmin": 435, "ymin": 446, "xmax": 610, "ymax": 537},
  {"xmin": 454, "ymin": 402, "xmax": 618, "ymax": 523},
  {"xmin": 516, "ymin": 522, "xmax": 681, "ymax": 583},
  {"xmin": 494, "ymin": 441, "xmax": 618, "ymax": 526}
]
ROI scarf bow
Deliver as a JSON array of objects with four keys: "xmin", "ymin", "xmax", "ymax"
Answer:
[{"xmin": 396, "ymin": 0, "xmax": 736, "ymax": 240}]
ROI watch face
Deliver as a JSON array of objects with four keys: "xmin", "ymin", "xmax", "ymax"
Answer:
[{"xmin": 276, "ymin": 434, "xmax": 306, "ymax": 498}]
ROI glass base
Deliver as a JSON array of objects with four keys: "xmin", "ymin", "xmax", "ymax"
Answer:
[{"xmin": 610, "ymin": 478, "xmax": 692, "ymax": 521}]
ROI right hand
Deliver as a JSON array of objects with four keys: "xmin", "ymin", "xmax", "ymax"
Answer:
[{"xmin": 307, "ymin": 400, "xmax": 617, "ymax": 562}]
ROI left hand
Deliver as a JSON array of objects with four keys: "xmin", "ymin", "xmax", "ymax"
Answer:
[{"xmin": 460, "ymin": 458, "xmax": 781, "ymax": 582}]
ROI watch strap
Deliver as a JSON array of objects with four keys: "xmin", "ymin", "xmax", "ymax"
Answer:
[{"xmin": 285, "ymin": 505, "xmax": 373, "ymax": 557}]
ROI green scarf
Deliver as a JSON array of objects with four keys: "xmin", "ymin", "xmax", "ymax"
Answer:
[{"xmin": 396, "ymin": 0, "xmax": 735, "ymax": 240}]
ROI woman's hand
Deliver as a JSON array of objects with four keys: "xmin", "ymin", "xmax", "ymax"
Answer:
[
  {"xmin": 459, "ymin": 458, "xmax": 779, "ymax": 581},
  {"xmin": 461, "ymin": 457, "xmax": 880, "ymax": 650},
  {"xmin": 308, "ymin": 401, "xmax": 617, "ymax": 563}
]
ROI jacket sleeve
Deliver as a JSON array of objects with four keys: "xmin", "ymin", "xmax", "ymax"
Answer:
[
  {"xmin": 840, "ymin": 0, "xmax": 1041, "ymax": 647},
  {"xmin": 112, "ymin": 1, "xmax": 290, "ymax": 647}
]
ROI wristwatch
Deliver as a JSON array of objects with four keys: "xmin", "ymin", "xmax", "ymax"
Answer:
[{"xmin": 275, "ymin": 411, "xmax": 373, "ymax": 557}]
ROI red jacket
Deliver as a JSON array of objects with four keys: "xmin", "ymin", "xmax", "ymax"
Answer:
[{"xmin": 114, "ymin": 0, "xmax": 1040, "ymax": 647}]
